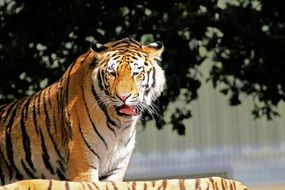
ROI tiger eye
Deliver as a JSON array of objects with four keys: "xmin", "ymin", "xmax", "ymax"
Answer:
[
  {"xmin": 133, "ymin": 72, "xmax": 139, "ymax": 76},
  {"xmin": 109, "ymin": 71, "xmax": 116, "ymax": 77},
  {"xmin": 137, "ymin": 72, "xmax": 144, "ymax": 80}
]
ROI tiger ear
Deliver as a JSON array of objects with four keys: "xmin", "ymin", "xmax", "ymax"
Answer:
[
  {"xmin": 142, "ymin": 41, "xmax": 164, "ymax": 61},
  {"xmin": 90, "ymin": 43, "xmax": 108, "ymax": 52},
  {"xmin": 90, "ymin": 42, "xmax": 108, "ymax": 60}
]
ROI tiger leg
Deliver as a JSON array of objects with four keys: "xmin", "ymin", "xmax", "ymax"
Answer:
[
  {"xmin": 67, "ymin": 144, "xmax": 100, "ymax": 182},
  {"xmin": 69, "ymin": 168, "xmax": 99, "ymax": 182},
  {"xmin": 67, "ymin": 157, "xmax": 99, "ymax": 182}
]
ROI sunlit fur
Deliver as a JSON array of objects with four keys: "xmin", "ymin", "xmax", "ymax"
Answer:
[
  {"xmin": 0, "ymin": 38, "xmax": 165, "ymax": 185},
  {"xmin": 0, "ymin": 177, "xmax": 249, "ymax": 190}
]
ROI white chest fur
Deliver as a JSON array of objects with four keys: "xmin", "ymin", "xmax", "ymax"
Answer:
[{"xmin": 98, "ymin": 124, "xmax": 137, "ymax": 179}]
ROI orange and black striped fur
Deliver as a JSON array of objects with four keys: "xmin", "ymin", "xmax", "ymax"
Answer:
[
  {"xmin": 0, "ymin": 177, "xmax": 249, "ymax": 190},
  {"xmin": 0, "ymin": 38, "xmax": 166, "ymax": 184}
]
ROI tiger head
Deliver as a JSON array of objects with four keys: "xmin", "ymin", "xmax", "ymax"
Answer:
[{"xmin": 92, "ymin": 38, "xmax": 165, "ymax": 117}]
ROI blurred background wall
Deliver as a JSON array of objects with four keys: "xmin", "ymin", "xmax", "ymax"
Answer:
[{"xmin": 126, "ymin": 63, "xmax": 285, "ymax": 188}]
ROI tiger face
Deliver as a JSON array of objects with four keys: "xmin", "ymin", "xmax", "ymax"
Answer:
[{"xmin": 92, "ymin": 38, "xmax": 165, "ymax": 117}]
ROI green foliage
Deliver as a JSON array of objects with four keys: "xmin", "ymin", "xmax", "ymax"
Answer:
[
  {"xmin": 209, "ymin": 0, "xmax": 285, "ymax": 119},
  {"xmin": 0, "ymin": 0, "xmax": 284, "ymax": 134}
]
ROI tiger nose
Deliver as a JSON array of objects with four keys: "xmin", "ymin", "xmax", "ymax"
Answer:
[{"xmin": 116, "ymin": 94, "xmax": 131, "ymax": 102}]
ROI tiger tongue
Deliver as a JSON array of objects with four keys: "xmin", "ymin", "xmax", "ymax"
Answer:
[{"xmin": 118, "ymin": 105, "xmax": 137, "ymax": 116}]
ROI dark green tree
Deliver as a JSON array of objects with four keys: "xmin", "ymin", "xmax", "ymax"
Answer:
[
  {"xmin": 209, "ymin": 0, "xmax": 285, "ymax": 119},
  {"xmin": 0, "ymin": 0, "xmax": 284, "ymax": 134}
]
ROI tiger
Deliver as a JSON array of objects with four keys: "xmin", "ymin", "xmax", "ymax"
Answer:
[
  {"xmin": 0, "ymin": 177, "xmax": 249, "ymax": 190},
  {"xmin": 0, "ymin": 38, "xmax": 166, "ymax": 185}
]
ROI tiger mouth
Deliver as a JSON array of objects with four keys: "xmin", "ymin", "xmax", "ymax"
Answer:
[{"xmin": 116, "ymin": 104, "xmax": 138, "ymax": 116}]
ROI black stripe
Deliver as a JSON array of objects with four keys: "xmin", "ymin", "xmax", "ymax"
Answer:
[
  {"xmin": 37, "ymin": 90, "xmax": 43, "ymax": 114},
  {"xmin": 32, "ymin": 93, "xmax": 40, "ymax": 135},
  {"xmin": 62, "ymin": 63, "xmax": 74, "ymax": 148},
  {"xmin": 43, "ymin": 90, "xmax": 50, "ymax": 127},
  {"xmin": 128, "ymin": 38, "xmax": 141, "ymax": 47},
  {"xmin": 132, "ymin": 181, "xmax": 136, "ymax": 190},
  {"xmin": 209, "ymin": 177, "xmax": 215, "ymax": 189},
  {"xmin": 91, "ymin": 182, "xmax": 100, "ymax": 190},
  {"xmin": 56, "ymin": 168, "xmax": 67, "ymax": 180},
  {"xmin": 152, "ymin": 67, "xmax": 156, "ymax": 88},
  {"xmin": 143, "ymin": 183, "xmax": 147, "ymax": 190},
  {"xmin": 195, "ymin": 178, "xmax": 200, "ymax": 189},
  {"xmin": 64, "ymin": 51, "xmax": 91, "ymax": 100},
  {"xmin": 0, "ymin": 103, "xmax": 13, "ymax": 127},
  {"xmin": 47, "ymin": 87, "xmax": 53, "ymax": 105},
  {"xmin": 221, "ymin": 178, "xmax": 226, "ymax": 190},
  {"xmin": 60, "ymin": 78, "xmax": 72, "ymax": 141},
  {"xmin": 48, "ymin": 180, "xmax": 53, "ymax": 190},
  {"xmin": 23, "ymin": 96, "xmax": 32, "ymax": 120},
  {"xmin": 112, "ymin": 55, "xmax": 120, "ymax": 60},
  {"xmin": 62, "ymin": 62, "xmax": 76, "ymax": 141},
  {"xmin": 0, "ymin": 166, "xmax": 4, "ymax": 185},
  {"xmin": 0, "ymin": 150, "xmax": 10, "ymax": 184},
  {"xmin": 97, "ymin": 70, "xmax": 104, "ymax": 90},
  {"xmin": 6, "ymin": 134, "xmax": 24, "ymax": 180},
  {"xmin": 52, "ymin": 96, "xmax": 59, "ymax": 134},
  {"xmin": 179, "ymin": 179, "xmax": 186, "ymax": 190},
  {"xmin": 36, "ymin": 90, "xmax": 45, "ymax": 133},
  {"xmin": 87, "ymin": 164, "xmax": 98, "ymax": 170},
  {"xmin": 39, "ymin": 128, "xmax": 55, "ymax": 175},
  {"xmin": 0, "ymin": 104, "xmax": 6, "ymax": 113},
  {"xmin": 64, "ymin": 61, "xmax": 76, "ymax": 106},
  {"xmin": 87, "ymin": 183, "xmax": 93, "ymax": 190},
  {"xmin": 0, "ymin": 103, "xmax": 9, "ymax": 124},
  {"xmin": 81, "ymin": 84, "xmax": 108, "ymax": 149},
  {"xmin": 42, "ymin": 89, "xmax": 66, "ymax": 179},
  {"xmin": 20, "ymin": 160, "xmax": 36, "ymax": 178},
  {"xmin": 111, "ymin": 182, "xmax": 119, "ymax": 190},
  {"xmin": 56, "ymin": 80, "xmax": 62, "ymax": 108},
  {"xmin": 20, "ymin": 98, "xmax": 35, "ymax": 172},
  {"xmin": 42, "ymin": 89, "xmax": 51, "ymax": 129},
  {"xmin": 112, "ymin": 41, "xmax": 140, "ymax": 50},
  {"xmin": 91, "ymin": 85, "xmax": 117, "ymax": 135},
  {"xmin": 47, "ymin": 87, "xmax": 52, "ymax": 106},
  {"xmin": 2, "ymin": 100, "xmax": 19, "ymax": 124},
  {"xmin": 110, "ymin": 39, "xmax": 129, "ymax": 48},
  {"xmin": 99, "ymin": 175, "xmax": 110, "ymax": 181},
  {"xmin": 79, "ymin": 182, "xmax": 85, "ymax": 190},
  {"xmin": 106, "ymin": 166, "xmax": 126, "ymax": 180},
  {"xmin": 56, "ymin": 79, "xmax": 67, "ymax": 137},
  {"xmin": 77, "ymin": 117, "xmax": 100, "ymax": 159},
  {"xmin": 63, "ymin": 113, "xmax": 72, "ymax": 142},
  {"xmin": 144, "ymin": 69, "xmax": 152, "ymax": 96},
  {"xmin": 98, "ymin": 69, "xmax": 110, "ymax": 95},
  {"xmin": 4, "ymin": 99, "xmax": 25, "ymax": 128},
  {"xmin": 57, "ymin": 160, "xmax": 66, "ymax": 178},
  {"xmin": 57, "ymin": 78, "xmax": 64, "ymax": 109},
  {"xmin": 5, "ymin": 99, "xmax": 25, "ymax": 180}
]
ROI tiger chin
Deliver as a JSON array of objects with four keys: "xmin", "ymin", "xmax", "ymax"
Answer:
[{"xmin": 0, "ymin": 38, "xmax": 166, "ymax": 184}]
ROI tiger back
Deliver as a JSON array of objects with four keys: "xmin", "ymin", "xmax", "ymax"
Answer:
[{"xmin": 0, "ymin": 38, "xmax": 166, "ymax": 184}]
